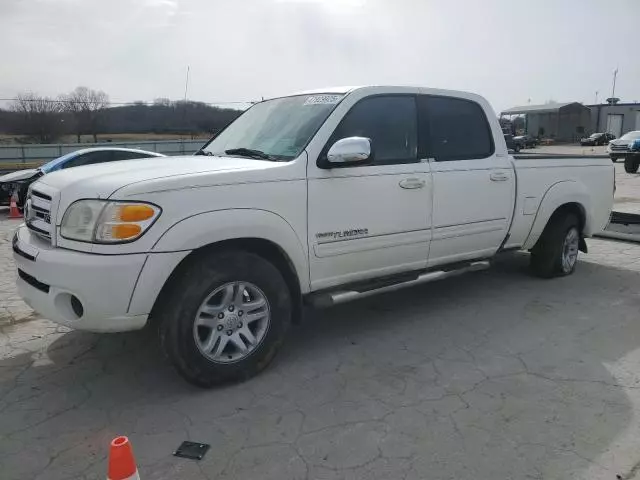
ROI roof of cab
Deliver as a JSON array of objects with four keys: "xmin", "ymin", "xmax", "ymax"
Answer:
[
  {"xmin": 290, "ymin": 86, "xmax": 362, "ymax": 95},
  {"xmin": 269, "ymin": 86, "xmax": 493, "ymax": 114},
  {"xmin": 286, "ymin": 85, "xmax": 486, "ymax": 102}
]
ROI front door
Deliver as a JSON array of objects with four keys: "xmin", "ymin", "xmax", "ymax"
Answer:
[
  {"xmin": 421, "ymin": 95, "xmax": 515, "ymax": 267},
  {"xmin": 307, "ymin": 94, "xmax": 432, "ymax": 291}
]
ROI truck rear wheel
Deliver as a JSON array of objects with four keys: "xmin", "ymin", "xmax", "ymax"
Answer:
[
  {"xmin": 530, "ymin": 213, "xmax": 580, "ymax": 278},
  {"xmin": 624, "ymin": 156, "xmax": 639, "ymax": 173},
  {"xmin": 158, "ymin": 250, "xmax": 292, "ymax": 387}
]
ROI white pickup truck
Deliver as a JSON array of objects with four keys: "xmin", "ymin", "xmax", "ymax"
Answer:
[{"xmin": 13, "ymin": 86, "xmax": 614, "ymax": 386}]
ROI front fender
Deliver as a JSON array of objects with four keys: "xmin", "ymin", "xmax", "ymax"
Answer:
[
  {"xmin": 152, "ymin": 208, "xmax": 310, "ymax": 293},
  {"xmin": 523, "ymin": 181, "xmax": 590, "ymax": 250}
]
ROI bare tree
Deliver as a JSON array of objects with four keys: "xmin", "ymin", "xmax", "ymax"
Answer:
[
  {"xmin": 153, "ymin": 97, "xmax": 173, "ymax": 107},
  {"xmin": 60, "ymin": 86, "xmax": 109, "ymax": 142},
  {"xmin": 11, "ymin": 93, "xmax": 63, "ymax": 143}
]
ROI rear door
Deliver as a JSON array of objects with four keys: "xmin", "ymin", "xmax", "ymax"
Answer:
[{"xmin": 421, "ymin": 95, "xmax": 515, "ymax": 267}]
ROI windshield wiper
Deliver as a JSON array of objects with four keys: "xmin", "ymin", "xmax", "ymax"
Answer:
[
  {"xmin": 224, "ymin": 148, "xmax": 273, "ymax": 160},
  {"xmin": 194, "ymin": 149, "xmax": 214, "ymax": 156}
]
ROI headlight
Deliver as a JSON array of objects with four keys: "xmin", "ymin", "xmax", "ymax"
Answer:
[{"xmin": 61, "ymin": 200, "xmax": 161, "ymax": 243}]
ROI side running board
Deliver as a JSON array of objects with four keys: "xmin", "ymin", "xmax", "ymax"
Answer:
[{"xmin": 306, "ymin": 261, "xmax": 490, "ymax": 308}]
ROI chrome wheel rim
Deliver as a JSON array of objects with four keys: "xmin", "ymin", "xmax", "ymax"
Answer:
[
  {"xmin": 562, "ymin": 227, "xmax": 579, "ymax": 273},
  {"xmin": 193, "ymin": 281, "xmax": 270, "ymax": 364}
]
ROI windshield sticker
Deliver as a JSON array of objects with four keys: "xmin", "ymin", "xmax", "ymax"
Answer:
[{"xmin": 304, "ymin": 95, "xmax": 342, "ymax": 106}]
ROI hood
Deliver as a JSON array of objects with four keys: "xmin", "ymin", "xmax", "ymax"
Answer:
[
  {"xmin": 0, "ymin": 168, "xmax": 39, "ymax": 183},
  {"xmin": 610, "ymin": 138, "xmax": 632, "ymax": 146},
  {"xmin": 35, "ymin": 155, "xmax": 290, "ymax": 199}
]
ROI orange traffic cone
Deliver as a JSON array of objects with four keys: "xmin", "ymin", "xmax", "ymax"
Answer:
[
  {"xmin": 108, "ymin": 436, "xmax": 140, "ymax": 480},
  {"xmin": 8, "ymin": 193, "xmax": 22, "ymax": 219}
]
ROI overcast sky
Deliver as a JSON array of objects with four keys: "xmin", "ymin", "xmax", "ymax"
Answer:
[{"xmin": 1, "ymin": 0, "xmax": 638, "ymax": 112}]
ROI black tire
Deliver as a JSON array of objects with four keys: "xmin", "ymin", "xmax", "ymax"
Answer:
[
  {"xmin": 530, "ymin": 213, "xmax": 580, "ymax": 278},
  {"xmin": 514, "ymin": 144, "xmax": 521, "ymax": 153},
  {"xmin": 158, "ymin": 249, "xmax": 292, "ymax": 387},
  {"xmin": 624, "ymin": 156, "xmax": 639, "ymax": 173}
]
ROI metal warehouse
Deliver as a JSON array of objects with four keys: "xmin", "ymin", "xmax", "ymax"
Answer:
[
  {"xmin": 500, "ymin": 102, "xmax": 592, "ymax": 143},
  {"xmin": 587, "ymin": 103, "xmax": 640, "ymax": 138}
]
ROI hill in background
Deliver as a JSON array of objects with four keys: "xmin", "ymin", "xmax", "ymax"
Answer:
[{"xmin": 0, "ymin": 101, "xmax": 243, "ymax": 144}]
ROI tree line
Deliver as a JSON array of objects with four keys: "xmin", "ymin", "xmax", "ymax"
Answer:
[{"xmin": 0, "ymin": 87, "xmax": 243, "ymax": 144}]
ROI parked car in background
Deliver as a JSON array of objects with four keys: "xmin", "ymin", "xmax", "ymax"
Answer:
[
  {"xmin": 513, "ymin": 134, "xmax": 538, "ymax": 148},
  {"xmin": 503, "ymin": 134, "xmax": 521, "ymax": 153},
  {"xmin": 580, "ymin": 132, "xmax": 615, "ymax": 146},
  {"xmin": 0, "ymin": 182, "xmax": 13, "ymax": 206},
  {"xmin": 625, "ymin": 138, "xmax": 640, "ymax": 173},
  {"xmin": 0, "ymin": 148, "xmax": 165, "ymax": 209},
  {"xmin": 608, "ymin": 131, "xmax": 640, "ymax": 162}
]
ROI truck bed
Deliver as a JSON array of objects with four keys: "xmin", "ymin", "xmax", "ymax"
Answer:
[{"xmin": 505, "ymin": 154, "xmax": 614, "ymax": 250}]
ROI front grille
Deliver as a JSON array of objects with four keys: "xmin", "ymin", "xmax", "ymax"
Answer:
[
  {"xmin": 18, "ymin": 269, "xmax": 50, "ymax": 293},
  {"xmin": 31, "ymin": 190, "xmax": 52, "ymax": 201},
  {"xmin": 25, "ymin": 188, "xmax": 52, "ymax": 241},
  {"xmin": 610, "ymin": 144, "xmax": 629, "ymax": 151}
]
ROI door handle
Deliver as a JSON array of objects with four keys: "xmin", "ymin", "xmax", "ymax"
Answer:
[
  {"xmin": 490, "ymin": 172, "xmax": 509, "ymax": 182},
  {"xmin": 399, "ymin": 178, "xmax": 426, "ymax": 189}
]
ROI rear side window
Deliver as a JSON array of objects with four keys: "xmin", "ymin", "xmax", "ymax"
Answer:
[
  {"xmin": 328, "ymin": 95, "xmax": 417, "ymax": 165},
  {"xmin": 420, "ymin": 96, "xmax": 494, "ymax": 161}
]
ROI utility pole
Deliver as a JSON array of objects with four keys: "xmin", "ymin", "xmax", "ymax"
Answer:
[
  {"xmin": 183, "ymin": 65, "xmax": 190, "ymax": 102},
  {"xmin": 611, "ymin": 68, "xmax": 618, "ymax": 99},
  {"xmin": 182, "ymin": 66, "xmax": 190, "ymax": 141}
]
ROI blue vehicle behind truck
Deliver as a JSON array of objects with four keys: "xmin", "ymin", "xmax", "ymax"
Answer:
[
  {"xmin": 626, "ymin": 138, "xmax": 640, "ymax": 173},
  {"xmin": 0, "ymin": 147, "xmax": 164, "ymax": 209}
]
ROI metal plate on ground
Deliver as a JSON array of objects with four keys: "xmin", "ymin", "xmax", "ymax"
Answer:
[{"xmin": 173, "ymin": 441, "xmax": 210, "ymax": 460}]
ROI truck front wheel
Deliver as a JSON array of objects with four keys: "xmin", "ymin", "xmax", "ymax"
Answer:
[
  {"xmin": 530, "ymin": 213, "xmax": 580, "ymax": 278},
  {"xmin": 624, "ymin": 156, "xmax": 640, "ymax": 173},
  {"xmin": 158, "ymin": 250, "xmax": 292, "ymax": 387}
]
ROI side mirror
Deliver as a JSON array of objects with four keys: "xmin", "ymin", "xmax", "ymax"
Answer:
[{"xmin": 326, "ymin": 137, "xmax": 371, "ymax": 166}]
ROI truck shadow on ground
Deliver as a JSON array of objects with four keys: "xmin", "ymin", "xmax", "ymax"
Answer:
[{"xmin": 2, "ymin": 253, "xmax": 640, "ymax": 479}]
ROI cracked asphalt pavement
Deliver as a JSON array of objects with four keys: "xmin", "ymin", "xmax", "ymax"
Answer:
[{"xmin": 2, "ymin": 206, "xmax": 640, "ymax": 479}]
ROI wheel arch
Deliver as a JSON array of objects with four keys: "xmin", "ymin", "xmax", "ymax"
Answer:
[
  {"xmin": 147, "ymin": 209, "xmax": 309, "ymax": 326},
  {"xmin": 523, "ymin": 181, "xmax": 590, "ymax": 251},
  {"xmin": 150, "ymin": 236, "xmax": 304, "ymax": 326}
]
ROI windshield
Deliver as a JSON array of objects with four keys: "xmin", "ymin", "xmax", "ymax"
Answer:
[
  {"xmin": 40, "ymin": 151, "xmax": 80, "ymax": 173},
  {"xmin": 589, "ymin": 133, "xmax": 602, "ymax": 138},
  {"xmin": 201, "ymin": 94, "xmax": 344, "ymax": 160},
  {"xmin": 620, "ymin": 131, "xmax": 640, "ymax": 141}
]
